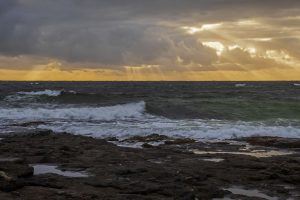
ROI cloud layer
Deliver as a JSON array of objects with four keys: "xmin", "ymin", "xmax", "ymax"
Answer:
[{"xmin": 0, "ymin": 0, "xmax": 300, "ymax": 79}]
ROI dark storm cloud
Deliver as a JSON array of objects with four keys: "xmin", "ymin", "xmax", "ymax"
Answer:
[{"xmin": 0, "ymin": 0, "xmax": 299, "ymax": 70}]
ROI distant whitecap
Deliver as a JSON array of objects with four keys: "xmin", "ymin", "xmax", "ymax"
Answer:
[
  {"xmin": 235, "ymin": 83, "xmax": 246, "ymax": 87},
  {"xmin": 17, "ymin": 90, "xmax": 62, "ymax": 96}
]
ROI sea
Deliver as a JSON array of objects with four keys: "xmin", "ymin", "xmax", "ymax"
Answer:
[{"xmin": 1, "ymin": 81, "xmax": 300, "ymax": 140}]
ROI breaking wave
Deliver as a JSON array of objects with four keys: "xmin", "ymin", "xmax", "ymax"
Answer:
[
  {"xmin": 0, "ymin": 101, "xmax": 299, "ymax": 140},
  {"xmin": 38, "ymin": 117, "xmax": 300, "ymax": 140},
  {"xmin": 4, "ymin": 90, "xmax": 76, "ymax": 102},
  {"xmin": 17, "ymin": 90, "xmax": 63, "ymax": 96},
  {"xmin": 0, "ymin": 101, "xmax": 145, "ymax": 121}
]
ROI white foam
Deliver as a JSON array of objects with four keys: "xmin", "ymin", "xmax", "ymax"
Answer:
[
  {"xmin": 4, "ymin": 90, "xmax": 63, "ymax": 102},
  {"xmin": 17, "ymin": 90, "xmax": 62, "ymax": 96},
  {"xmin": 193, "ymin": 149, "xmax": 294, "ymax": 158},
  {"xmin": 294, "ymin": 83, "xmax": 300, "ymax": 87}
]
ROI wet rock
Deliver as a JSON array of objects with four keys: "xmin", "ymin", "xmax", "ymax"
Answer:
[
  {"xmin": 0, "ymin": 172, "xmax": 24, "ymax": 192},
  {"xmin": 18, "ymin": 121, "xmax": 47, "ymax": 127},
  {"xmin": 0, "ymin": 158, "xmax": 24, "ymax": 164},
  {"xmin": 121, "ymin": 182, "xmax": 162, "ymax": 195},
  {"xmin": 0, "ymin": 163, "xmax": 33, "ymax": 178},
  {"xmin": 142, "ymin": 143, "xmax": 153, "ymax": 148},
  {"xmin": 211, "ymin": 141, "xmax": 230, "ymax": 145},
  {"xmin": 105, "ymin": 137, "xmax": 119, "ymax": 142},
  {"xmin": 123, "ymin": 134, "xmax": 169, "ymax": 143},
  {"xmin": 85, "ymin": 179, "xmax": 114, "ymax": 188},
  {"xmin": 232, "ymin": 162, "xmax": 268, "ymax": 170},
  {"xmin": 164, "ymin": 138, "xmax": 196, "ymax": 145},
  {"xmin": 284, "ymin": 175, "xmax": 300, "ymax": 184},
  {"xmin": 0, "ymin": 133, "xmax": 299, "ymax": 199},
  {"xmin": 244, "ymin": 136, "xmax": 300, "ymax": 149},
  {"xmin": 25, "ymin": 176, "xmax": 64, "ymax": 189},
  {"xmin": 0, "ymin": 171, "xmax": 13, "ymax": 181},
  {"xmin": 59, "ymin": 145, "xmax": 71, "ymax": 151},
  {"xmin": 115, "ymin": 168, "xmax": 137, "ymax": 175},
  {"xmin": 0, "ymin": 179, "xmax": 24, "ymax": 192},
  {"xmin": 85, "ymin": 178, "xmax": 127, "ymax": 190}
]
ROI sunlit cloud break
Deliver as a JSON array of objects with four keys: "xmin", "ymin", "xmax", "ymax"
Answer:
[{"xmin": 182, "ymin": 23, "xmax": 222, "ymax": 34}]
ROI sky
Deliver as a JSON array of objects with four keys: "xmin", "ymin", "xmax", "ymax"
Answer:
[{"xmin": 0, "ymin": 0, "xmax": 300, "ymax": 81}]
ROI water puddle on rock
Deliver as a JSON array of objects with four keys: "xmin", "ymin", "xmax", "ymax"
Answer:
[
  {"xmin": 31, "ymin": 164, "xmax": 90, "ymax": 178},
  {"xmin": 225, "ymin": 186, "xmax": 278, "ymax": 200},
  {"xmin": 193, "ymin": 149, "xmax": 293, "ymax": 158}
]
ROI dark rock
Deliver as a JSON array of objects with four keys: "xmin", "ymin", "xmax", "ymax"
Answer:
[
  {"xmin": 164, "ymin": 138, "xmax": 196, "ymax": 145},
  {"xmin": 59, "ymin": 145, "xmax": 71, "ymax": 151},
  {"xmin": 125, "ymin": 183, "xmax": 161, "ymax": 195},
  {"xmin": 123, "ymin": 134, "xmax": 169, "ymax": 143},
  {"xmin": 115, "ymin": 168, "xmax": 135, "ymax": 175},
  {"xmin": 0, "ymin": 163, "xmax": 34, "ymax": 178},
  {"xmin": 27, "ymin": 181, "xmax": 64, "ymax": 189},
  {"xmin": 0, "ymin": 158, "xmax": 24, "ymax": 164},
  {"xmin": 106, "ymin": 137, "xmax": 119, "ymax": 142},
  {"xmin": 85, "ymin": 179, "xmax": 126, "ymax": 190},
  {"xmin": 142, "ymin": 143, "xmax": 153, "ymax": 148},
  {"xmin": 0, "ymin": 132, "xmax": 298, "ymax": 199},
  {"xmin": 284, "ymin": 175, "xmax": 300, "ymax": 184},
  {"xmin": 0, "ymin": 179, "xmax": 24, "ymax": 192},
  {"xmin": 244, "ymin": 136, "xmax": 300, "ymax": 148},
  {"xmin": 18, "ymin": 121, "xmax": 47, "ymax": 127},
  {"xmin": 0, "ymin": 172, "xmax": 24, "ymax": 192}
]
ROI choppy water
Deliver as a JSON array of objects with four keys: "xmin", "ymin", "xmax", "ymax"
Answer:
[{"xmin": 0, "ymin": 81, "xmax": 300, "ymax": 139}]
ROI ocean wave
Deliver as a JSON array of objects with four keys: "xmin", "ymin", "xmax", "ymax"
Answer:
[
  {"xmin": 4, "ymin": 90, "xmax": 78, "ymax": 102},
  {"xmin": 0, "ymin": 101, "xmax": 146, "ymax": 121},
  {"xmin": 0, "ymin": 100, "xmax": 300, "ymax": 140},
  {"xmin": 294, "ymin": 83, "xmax": 300, "ymax": 87}
]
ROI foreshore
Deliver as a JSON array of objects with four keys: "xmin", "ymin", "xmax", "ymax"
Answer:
[{"xmin": 0, "ymin": 131, "xmax": 299, "ymax": 200}]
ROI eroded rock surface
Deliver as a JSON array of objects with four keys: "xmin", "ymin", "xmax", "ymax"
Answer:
[{"xmin": 0, "ymin": 132, "xmax": 299, "ymax": 200}]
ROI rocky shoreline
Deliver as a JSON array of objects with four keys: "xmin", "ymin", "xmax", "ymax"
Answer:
[{"xmin": 0, "ymin": 131, "xmax": 299, "ymax": 200}]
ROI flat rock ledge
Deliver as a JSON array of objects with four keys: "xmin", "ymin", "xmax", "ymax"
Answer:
[{"xmin": 0, "ymin": 132, "xmax": 299, "ymax": 200}]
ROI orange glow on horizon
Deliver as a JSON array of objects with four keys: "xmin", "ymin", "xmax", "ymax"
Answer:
[{"xmin": 0, "ymin": 68, "xmax": 300, "ymax": 81}]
